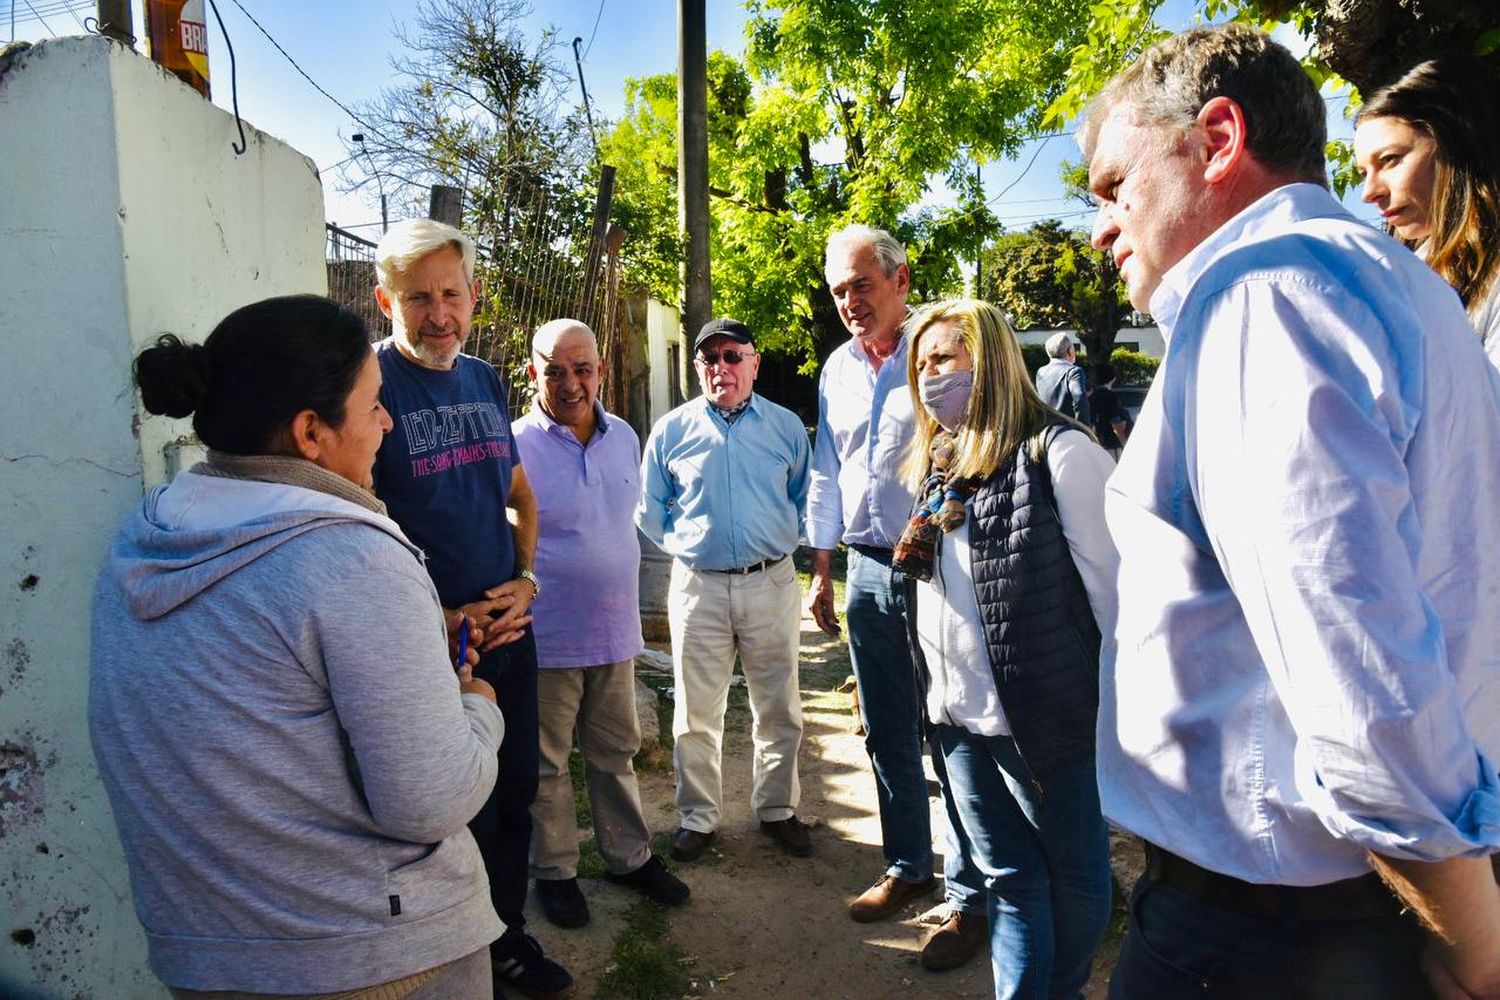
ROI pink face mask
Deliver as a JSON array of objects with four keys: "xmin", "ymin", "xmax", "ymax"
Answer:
[{"xmin": 918, "ymin": 370, "xmax": 974, "ymax": 430}]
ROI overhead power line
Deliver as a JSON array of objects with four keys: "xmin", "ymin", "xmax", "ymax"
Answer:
[
  {"xmin": 222, "ymin": 0, "xmax": 386, "ymax": 142},
  {"xmin": 582, "ymin": 0, "xmax": 605, "ymax": 60},
  {"xmin": 13, "ymin": 0, "xmax": 88, "ymax": 23}
]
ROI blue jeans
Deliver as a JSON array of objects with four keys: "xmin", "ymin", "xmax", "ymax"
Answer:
[
  {"xmin": 932, "ymin": 725, "xmax": 1111, "ymax": 1000},
  {"xmin": 1108, "ymin": 874, "xmax": 1434, "ymax": 999},
  {"xmin": 846, "ymin": 546, "xmax": 982, "ymax": 912}
]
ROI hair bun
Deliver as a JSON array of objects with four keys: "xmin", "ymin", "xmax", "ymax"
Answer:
[{"xmin": 133, "ymin": 334, "xmax": 211, "ymax": 418}]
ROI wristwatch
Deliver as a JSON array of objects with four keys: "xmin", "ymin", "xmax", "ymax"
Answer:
[{"xmin": 517, "ymin": 568, "xmax": 541, "ymax": 598}]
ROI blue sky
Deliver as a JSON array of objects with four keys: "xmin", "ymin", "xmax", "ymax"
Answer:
[{"xmin": 7, "ymin": 0, "xmax": 1371, "ymax": 236}]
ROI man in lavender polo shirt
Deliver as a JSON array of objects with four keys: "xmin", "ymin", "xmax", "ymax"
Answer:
[{"xmin": 513, "ymin": 318, "xmax": 690, "ymax": 931}]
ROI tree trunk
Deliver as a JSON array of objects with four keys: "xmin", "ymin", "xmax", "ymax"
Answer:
[{"xmin": 1257, "ymin": 0, "xmax": 1498, "ymax": 93}]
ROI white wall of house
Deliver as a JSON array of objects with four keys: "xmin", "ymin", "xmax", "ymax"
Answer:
[
  {"xmin": 1015, "ymin": 325, "xmax": 1165, "ymax": 359},
  {"xmin": 0, "ymin": 35, "xmax": 324, "ymax": 996},
  {"xmin": 645, "ymin": 297, "xmax": 687, "ymax": 425}
]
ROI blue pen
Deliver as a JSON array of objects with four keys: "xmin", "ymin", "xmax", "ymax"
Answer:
[{"xmin": 456, "ymin": 617, "xmax": 468, "ymax": 672}]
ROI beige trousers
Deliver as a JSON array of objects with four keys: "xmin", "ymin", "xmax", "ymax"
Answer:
[
  {"xmin": 530, "ymin": 660, "xmax": 652, "ymax": 879},
  {"xmin": 168, "ymin": 947, "xmax": 490, "ymax": 999},
  {"xmin": 668, "ymin": 556, "xmax": 803, "ymax": 833}
]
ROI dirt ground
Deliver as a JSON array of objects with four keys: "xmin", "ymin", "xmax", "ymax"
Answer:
[{"xmin": 528, "ymin": 605, "xmax": 1142, "ymax": 1000}]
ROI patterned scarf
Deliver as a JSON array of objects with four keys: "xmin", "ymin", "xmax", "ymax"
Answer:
[
  {"xmin": 891, "ymin": 430, "xmax": 982, "ymax": 582},
  {"xmin": 711, "ymin": 395, "xmax": 753, "ymax": 425}
]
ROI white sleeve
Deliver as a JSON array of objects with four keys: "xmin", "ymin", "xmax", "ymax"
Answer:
[{"xmin": 1048, "ymin": 429, "xmax": 1120, "ymax": 637}]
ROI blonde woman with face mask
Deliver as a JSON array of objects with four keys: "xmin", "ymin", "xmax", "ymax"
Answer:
[
  {"xmin": 1355, "ymin": 58, "xmax": 1500, "ymax": 369},
  {"xmin": 892, "ymin": 299, "xmax": 1118, "ymax": 999}
]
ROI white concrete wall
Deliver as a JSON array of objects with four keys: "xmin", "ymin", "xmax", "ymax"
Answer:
[
  {"xmin": 1014, "ymin": 325, "xmax": 1165, "ymax": 359},
  {"xmin": 645, "ymin": 297, "xmax": 686, "ymax": 425},
  {"xmin": 0, "ymin": 35, "xmax": 324, "ymax": 996}
]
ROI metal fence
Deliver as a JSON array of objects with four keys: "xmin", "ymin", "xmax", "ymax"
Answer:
[
  {"xmin": 325, "ymin": 225, "xmax": 390, "ymax": 342},
  {"xmin": 325, "ymin": 166, "xmax": 624, "ymax": 420}
]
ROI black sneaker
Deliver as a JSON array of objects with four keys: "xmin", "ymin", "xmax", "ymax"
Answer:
[
  {"xmin": 604, "ymin": 853, "xmax": 691, "ymax": 906},
  {"xmin": 491, "ymin": 932, "xmax": 574, "ymax": 999},
  {"xmin": 535, "ymin": 877, "xmax": 590, "ymax": 929}
]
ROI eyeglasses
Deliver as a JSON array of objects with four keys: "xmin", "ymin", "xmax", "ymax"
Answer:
[{"xmin": 697, "ymin": 349, "xmax": 755, "ymax": 366}]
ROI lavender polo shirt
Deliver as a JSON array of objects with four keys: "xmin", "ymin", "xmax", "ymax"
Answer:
[{"xmin": 512, "ymin": 402, "xmax": 645, "ymax": 668}]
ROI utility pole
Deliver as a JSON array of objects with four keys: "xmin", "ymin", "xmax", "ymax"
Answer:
[
  {"xmin": 428, "ymin": 185, "xmax": 463, "ymax": 228},
  {"xmin": 677, "ymin": 0, "xmax": 710, "ymax": 372},
  {"xmin": 96, "ymin": 1, "xmax": 134, "ymax": 44}
]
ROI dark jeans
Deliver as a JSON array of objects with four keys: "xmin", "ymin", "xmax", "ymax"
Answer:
[
  {"xmin": 933, "ymin": 725, "xmax": 1111, "ymax": 1000},
  {"xmin": 469, "ymin": 625, "xmax": 539, "ymax": 944},
  {"xmin": 1109, "ymin": 873, "xmax": 1434, "ymax": 999},
  {"xmin": 846, "ymin": 546, "xmax": 983, "ymax": 912}
]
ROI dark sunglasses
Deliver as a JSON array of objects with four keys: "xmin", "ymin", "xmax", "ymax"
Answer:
[{"xmin": 697, "ymin": 349, "xmax": 755, "ymax": 366}]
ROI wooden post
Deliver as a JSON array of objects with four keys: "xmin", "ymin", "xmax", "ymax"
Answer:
[
  {"xmin": 96, "ymin": 1, "xmax": 134, "ymax": 44},
  {"xmin": 602, "ymin": 222, "xmax": 628, "ymax": 417},
  {"xmin": 579, "ymin": 164, "xmax": 617, "ymax": 328},
  {"xmin": 677, "ymin": 0, "xmax": 710, "ymax": 361},
  {"xmin": 428, "ymin": 185, "xmax": 463, "ymax": 227}
]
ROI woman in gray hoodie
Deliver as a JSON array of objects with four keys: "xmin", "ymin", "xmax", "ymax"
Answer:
[{"xmin": 90, "ymin": 296, "xmax": 506, "ymax": 998}]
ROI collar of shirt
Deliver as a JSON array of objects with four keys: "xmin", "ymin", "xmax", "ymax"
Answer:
[
  {"xmin": 1150, "ymin": 183, "xmax": 1345, "ymax": 335},
  {"xmin": 709, "ymin": 395, "xmax": 754, "ymax": 425},
  {"xmin": 845, "ymin": 326, "xmax": 908, "ymax": 378},
  {"xmin": 528, "ymin": 399, "xmax": 611, "ymax": 445}
]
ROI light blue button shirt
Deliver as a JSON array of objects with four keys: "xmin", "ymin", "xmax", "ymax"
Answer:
[
  {"xmin": 806, "ymin": 334, "xmax": 916, "ymax": 550},
  {"xmin": 636, "ymin": 394, "xmax": 810, "ymax": 571},
  {"xmin": 1101, "ymin": 183, "xmax": 1500, "ymax": 885}
]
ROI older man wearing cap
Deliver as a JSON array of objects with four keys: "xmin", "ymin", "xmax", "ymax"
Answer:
[{"xmin": 636, "ymin": 318, "xmax": 814, "ymax": 861}]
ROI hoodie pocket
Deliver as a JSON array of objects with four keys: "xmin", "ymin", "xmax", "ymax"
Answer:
[{"xmin": 384, "ymin": 831, "xmax": 487, "ymax": 922}]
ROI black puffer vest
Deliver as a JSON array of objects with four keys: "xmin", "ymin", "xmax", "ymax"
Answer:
[{"xmin": 906, "ymin": 424, "xmax": 1101, "ymax": 784}]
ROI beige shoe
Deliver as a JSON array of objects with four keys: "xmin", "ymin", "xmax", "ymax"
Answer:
[{"xmin": 847, "ymin": 873, "xmax": 938, "ymax": 922}]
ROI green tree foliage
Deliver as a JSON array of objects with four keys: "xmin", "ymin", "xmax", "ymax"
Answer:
[
  {"xmin": 979, "ymin": 220, "xmax": 1129, "ymax": 364},
  {"xmin": 343, "ymin": 0, "xmax": 589, "ymax": 215},
  {"xmin": 1051, "ymin": 0, "xmax": 1499, "ymax": 138},
  {"xmin": 601, "ymin": 0, "xmax": 1098, "ymax": 360},
  {"xmin": 345, "ymin": 0, "xmax": 600, "ymax": 387}
]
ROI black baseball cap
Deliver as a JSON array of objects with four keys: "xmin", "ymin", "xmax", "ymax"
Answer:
[{"xmin": 694, "ymin": 317, "xmax": 755, "ymax": 352}]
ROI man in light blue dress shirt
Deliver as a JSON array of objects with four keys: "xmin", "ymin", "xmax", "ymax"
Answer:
[
  {"xmin": 636, "ymin": 318, "xmax": 814, "ymax": 862},
  {"xmin": 1086, "ymin": 26, "xmax": 1500, "ymax": 998},
  {"xmin": 808, "ymin": 225, "xmax": 987, "ymax": 972}
]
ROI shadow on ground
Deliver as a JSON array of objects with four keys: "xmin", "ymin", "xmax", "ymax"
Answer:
[{"xmin": 526, "ymin": 573, "xmax": 1139, "ymax": 998}]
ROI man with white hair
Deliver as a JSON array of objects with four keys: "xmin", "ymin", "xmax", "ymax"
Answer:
[
  {"xmin": 1034, "ymin": 332, "xmax": 1091, "ymax": 424},
  {"xmin": 808, "ymin": 224, "xmax": 987, "ymax": 972},
  {"xmin": 513, "ymin": 318, "xmax": 689, "ymax": 930},
  {"xmin": 637, "ymin": 317, "xmax": 814, "ymax": 863},
  {"xmin": 371, "ymin": 218, "xmax": 572, "ymax": 999},
  {"xmin": 1086, "ymin": 25, "xmax": 1500, "ymax": 998}
]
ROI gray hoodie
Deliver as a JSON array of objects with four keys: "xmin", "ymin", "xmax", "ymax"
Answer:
[{"xmin": 89, "ymin": 471, "xmax": 505, "ymax": 993}]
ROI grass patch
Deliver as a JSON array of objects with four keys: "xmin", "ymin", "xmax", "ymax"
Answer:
[
  {"xmin": 570, "ymin": 748, "xmax": 592, "ymax": 828},
  {"xmin": 567, "ymin": 749, "xmax": 608, "ymax": 877},
  {"xmin": 792, "ymin": 546, "xmax": 848, "ymax": 607},
  {"xmin": 577, "ymin": 838, "xmax": 606, "ymax": 879},
  {"xmin": 594, "ymin": 898, "xmax": 690, "ymax": 1000}
]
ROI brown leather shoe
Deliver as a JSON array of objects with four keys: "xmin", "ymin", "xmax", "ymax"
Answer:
[
  {"xmin": 920, "ymin": 910, "xmax": 988, "ymax": 971},
  {"xmin": 758, "ymin": 815, "xmax": 813, "ymax": 857},
  {"xmin": 670, "ymin": 827, "xmax": 716, "ymax": 862},
  {"xmin": 847, "ymin": 873, "xmax": 938, "ymax": 922}
]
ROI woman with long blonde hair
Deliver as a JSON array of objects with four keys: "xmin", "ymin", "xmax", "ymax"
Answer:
[
  {"xmin": 1355, "ymin": 58, "xmax": 1500, "ymax": 367},
  {"xmin": 892, "ymin": 299, "xmax": 1117, "ymax": 999}
]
